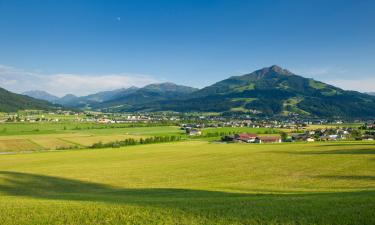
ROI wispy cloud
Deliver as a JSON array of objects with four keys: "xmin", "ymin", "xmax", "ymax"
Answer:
[
  {"xmin": 324, "ymin": 78, "xmax": 375, "ymax": 92},
  {"xmin": 290, "ymin": 66, "xmax": 375, "ymax": 92},
  {"xmin": 292, "ymin": 67, "xmax": 348, "ymax": 78},
  {"xmin": 0, "ymin": 64, "xmax": 157, "ymax": 97}
]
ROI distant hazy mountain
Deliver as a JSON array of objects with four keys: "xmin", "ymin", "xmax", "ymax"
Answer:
[
  {"xmin": 22, "ymin": 88, "xmax": 141, "ymax": 108},
  {"xmin": 54, "ymin": 87, "xmax": 140, "ymax": 108},
  {"xmin": 22, "ymin": 90, "xmax": 59, "ymax": 103},
  {"xmin": 0, "ymin": 87, "xmax": 56, "ymax": 112},
  {"xmin": 81, "ymin": 87, "xmax": 139, "ymax": 103},
  {"xmin": 55, "ymin": 94, "xmax": 79, "ymax": 106},
  {"xmin": 123, "ymin": 65, "xmax": 375, "ymax": 119},
  {"xmin": 96, "ymin": 83, "xmax": 199, "ymax": 111}
]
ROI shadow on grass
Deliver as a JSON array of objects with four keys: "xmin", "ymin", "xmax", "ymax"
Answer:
[
  {"xmin": 297, "ymin": 148, "xmax": 375, "ymax": 155},
  {"xmin": 316, "ymin": 175, "xmax": 375, "ymax": 181},
  {"xmin": 313, "ymin": 143, "xmax": 375, "ymax": 148},
  {"xmin": 269, "ymin": 148, "xmax": 375, "ymax": 155},
  {"xmin": 1, "ymin": 171, "xmax": 375, "ymax": 224}
]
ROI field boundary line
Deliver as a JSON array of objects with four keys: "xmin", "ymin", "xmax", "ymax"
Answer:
[
  {"xmin": 26, "ymin": 139, "xmax": 46, "ymax": 151},
  {"xmin": 57, "ymin": 138, "xmax": 85, "ymax": 148}
]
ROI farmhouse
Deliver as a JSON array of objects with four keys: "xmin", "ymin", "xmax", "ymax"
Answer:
[
  {"xmin": 187, "ymin": 129, "xmax": 202, "ymax": 136},
  {"xmin": 97, "ymin": 118, "xmax": 112, "ymax": 124},
  {"xmin": 234, "ymin": 133, "xmax": 258, "ymax": 143}
]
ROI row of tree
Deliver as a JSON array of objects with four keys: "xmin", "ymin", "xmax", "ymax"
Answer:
[{"xmin": 90, "ymin": 135, "xmax": 182, "ymax": 149}]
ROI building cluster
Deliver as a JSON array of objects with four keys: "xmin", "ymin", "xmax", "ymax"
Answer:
[
  {"xmin": 291, "ymin": 127, "xmax": 374, "ymax": 142},
  {"xmin": 1, "ymin": 114, "xmax": 60, "ymax": 123},
  {"xmin": 179, "ymin": 119, "xmax": 333, "ymax": 130},
  {"xmin": 222, "ymin": 133, "xmax": 282, "ymax": 143},
  {"xmin": 180, "ymin": 124, "xmax": 203, "ymax": 136},
  {"xmin": 94, "ymin": 115, "xmax": 152, "ymax": 124},
  {"xmin": 364, "ymin": 123, "xmax": 375, "ymax": 130}
]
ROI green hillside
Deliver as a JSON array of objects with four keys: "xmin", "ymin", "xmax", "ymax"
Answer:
[
  {"xmin": 0, "ymin": 87, "xmax": 57, "ymax": 112},
  {"xmin": 0, "ymin": 141, "xmax": 374, "ymax": 224},
  {"xmin": 134, "ymin": 66, "xmax": 375, "ymax": 118},
  {"xmin": 97, "ymin": 82, "xmax": 198, "ymax": 112}
]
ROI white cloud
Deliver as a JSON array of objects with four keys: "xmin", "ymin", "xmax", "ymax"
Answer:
[
  {"xmin": 0, "ymin": 64, "xmax": 157, "ymax": 97},
  {"xmin": 289, "ymin": 66, "xmax": 374, "ymax": 92},
  {"xmin": 324, "ymin": 78, "xmax": 375, "ymax": 92},
  {"xmin": 292, "ymin": 67, "xmax": 348, "ymax": 78}
]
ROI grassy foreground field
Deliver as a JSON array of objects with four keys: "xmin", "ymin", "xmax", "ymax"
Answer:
[{"xmin": 0, "ymin": 141, "xmax": 375, "ymax": 224}]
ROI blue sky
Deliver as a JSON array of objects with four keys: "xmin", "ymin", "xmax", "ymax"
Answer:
[{"xmin": 0, "ymin": 0, "xmax": 374, "ymax": 96}]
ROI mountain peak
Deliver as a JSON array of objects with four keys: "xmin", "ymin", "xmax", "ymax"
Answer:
[
  {"xmin": 264, "ymin": 65, "xmax": 294, "ymax": 76},
  {"xmin": 63, "ymin": 94, "xmax": 77, "ymax": 98},
  {"xmin": 143, "ymin": 82, "xmax": 198, "ymax": 93}
]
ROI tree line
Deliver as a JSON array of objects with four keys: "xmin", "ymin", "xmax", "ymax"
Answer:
[{"xmin": 90, "ymin": 135, "xmax": 182, "ymax": 149}]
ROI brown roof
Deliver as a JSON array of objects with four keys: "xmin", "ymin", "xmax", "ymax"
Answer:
[{"xmin": 259, "ymin": 136, "xmax": 281, "ymax": 141}]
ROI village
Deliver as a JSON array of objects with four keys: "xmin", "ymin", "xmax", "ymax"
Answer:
[{"xmin": 181, "ymin": 123, "xmax": 375, "ymax": 144}]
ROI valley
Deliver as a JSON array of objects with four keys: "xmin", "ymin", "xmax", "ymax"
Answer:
[{"xmin": 19, "ymin": 66, "xmax": 375, "ymax": 119}]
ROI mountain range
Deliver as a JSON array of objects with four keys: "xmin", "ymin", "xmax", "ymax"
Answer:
[
  {"xmin": 22, "ymin": 83, "xmax": 197, "ymax": 110},
  {"xmin": 0, "ymin": 88, "xmax": 57, "ymax": 112},
  {"xmin": 9, "ymin": 65, "xmax": 375, "ymax": 118}
]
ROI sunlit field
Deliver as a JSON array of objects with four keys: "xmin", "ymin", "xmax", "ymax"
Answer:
[
  {"xmin": 0, "ymin": 124, "xmax": 184, "ymax": 152},
  {"xmin": 0, "ymin": 141, "xmax": 374, "ymax": 224},
  {"xmin": 0, "ymin": 123, "xmax": 285, "ymax": 152}
]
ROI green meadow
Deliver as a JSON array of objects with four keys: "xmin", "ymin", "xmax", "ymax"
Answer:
[
  {"xmin": 0, "ymin": 140, "xmax": 374, "ymax": 224},
  {"xmin": 0, "ymin": 124, "xmax": 184, "ymax": 152},
  {"xmin": 0, "ymin": 123, "xmax": 283, "ymax": 152},
  {"xmin": 0, "ymin": 122, "xmax": 182, "ymax": 136}
]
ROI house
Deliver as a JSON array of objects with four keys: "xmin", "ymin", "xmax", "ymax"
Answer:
[
  {"xmin": 234, "ymin": 133, "xmax": 258, "ymax": 143},
  {"xmin": 320, "ymin": 135, "xmax": 337, "ymax": 141},
  {"xmin": 258, "ymin": 136, "xmax": 282, "ymax": 143},
  {"xmin": 363, "ymin": 136, "xmax": 374, "ymax": 141},
  {"xmin": 306, "ymin": 138, "xmax": 315, "ymax": 142},
  {"xmin": 329, "ymin": 134, "xmax": 338, "ymax": 140},
  {"xmin": 292, "ymin": 133, "xmax": 308, "ymax": 141},
  {"xmin": 97, "ymin": 118, "xmax": 112, "ymax": 124},
  {"xmin": 362, "ymin": 134, "xmax": 375, "ymax": 141},
  {"xmin": 187, "ymin": 129, "xmax": 202, "ymax": 136}
]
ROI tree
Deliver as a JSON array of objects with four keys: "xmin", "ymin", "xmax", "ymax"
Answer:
[
  {"xmin": 350, "ymin": 130, "xmax": 362, "ymax": 140},
  {"xmin": 280, "ymin": 132, "xmax": 288, "ymax": 142}
]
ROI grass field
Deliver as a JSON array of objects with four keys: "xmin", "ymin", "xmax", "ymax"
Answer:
[
  {"xmin": 0, "ymin": 141, "xmax": 374, "ymax": 224},
  {"xmin": 0, "ymin": 124, "xmax": 184, "ymax": 152},
  {"xmin": 0, "ymin": 123, "xmax": 182, "ymax": 136},
  {"xmin": 0, "ymin": 123, "xmax": 283, "ymax": 152}
]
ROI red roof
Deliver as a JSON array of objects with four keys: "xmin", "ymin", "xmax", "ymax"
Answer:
[{"xmin": 236, "ymin": 133, "xmax": 258, "ymax": 140}]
